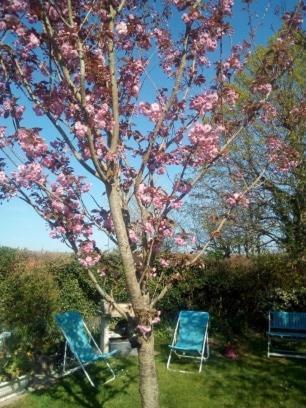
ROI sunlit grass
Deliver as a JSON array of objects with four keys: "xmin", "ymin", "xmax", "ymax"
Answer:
[{"xmin": 9, "ymin": 334, "xmax": 306, "ymax": 408}]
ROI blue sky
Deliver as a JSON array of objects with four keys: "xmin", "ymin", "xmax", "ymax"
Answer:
[{"xmin": 0, "ymin": 0, "xmax": 300, "ymax": 252}]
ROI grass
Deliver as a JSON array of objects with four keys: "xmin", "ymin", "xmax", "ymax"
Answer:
[{"xmin": 7, "ymin": 334, "xmax": 306, "ymax": 408}]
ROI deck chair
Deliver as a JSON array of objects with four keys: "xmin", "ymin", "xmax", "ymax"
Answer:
[
  {"xmin": 167, "ymin": 311, "xmax": 209, "ymax": 373},
  {"xmin": 55, "ymin": 311, "xmax": 117, "ymax": 387}
]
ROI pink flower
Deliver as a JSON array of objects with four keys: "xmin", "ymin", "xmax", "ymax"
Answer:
[
  {"xmin": 221, "ymin": 0, "xmax": 234, "ymax": 15},
  {"xmin": 74, "ymin": 121, "xmax": 88, "ymax": 140},
  {"xmin": 261, "ymin": 103, "xmax": 277, "ymax": 123},
  {"xmin": 174, "ymin": 180, "xmax": 191, "ymax": 194},
  {"xmin": 129, "ymin": 228, "xmax": 139, "ymax": 243},
  {"xmin": 139, "ymin": 102, "xmax": 162, "ymax": 122},
  {"xmin": 152, "ymin": 311, "xmax": 161, "ymax": 325},
  {"xmin": 188, "ymin": 123, "xmax": 221, "ymax": 165},
  {"xmin": 79, "ymin": 255, "xmax": 101, "ymax": 267},
  {"xmin": 116, "ymin": 21, "xmax": 128, "ymax": 36},
  {"xmin": 27, "ymin": 33, "xmax": 40, "ymax": 49},
  {"xmin": 190, "ymin": 91, "xmax": 218, "ymax": 115},
  {"xmin": 137, "ymin": 324, "xmax": 152, "ymax": 336},
  {"xmin": 0, "ymin": 171, "xmax": 7, "ymax": 184},
  {"xmin": 49, "ymin": 226, "xmax": 66, "ymax": 238},
  {"xmin": 51, "ymin": 199, "xmax": 65, "ymax": 212},
  {"xmin": 224, "ymin": 345, "xmax": 238, "ymax": 360},
  {"xmin": 17, "ymin": 128, "xmax": 48, "ymax": 158},
  {"xmin": 174, "ymin": 236, "xmax": 186, "ymax": 246},
  {"xmin": 80, "ymin": 241, "xmax": 94, "ymax": 254},
  {"xmin": 0, "ymin": 127, "xmax": 7, "ymax": 148},
  {"xmin": 159, "ymin": 258, "xmax": 169, "ymax": 268},
  {"xmin": 14, "ymin": 163, "xmax": 46, "ymax": 187},
  {"xmin": 60, "ymin": 42, "xmax": 78, "ymax": 64},
  {"xmin": 224, "ymin": 88, "xmax": 239, "ymax": 106},
  {"xmin": 144, "ymin": 221, "xmax": 155, "ymax": 236},
  {"xmin": 253, "ymin": 83, "xmax": 272, "ymax": 96},
  {"xmin": 225, "ymin": 193, "xmax": 250, "ymax": 208},
  {"xmin": 268, "ymin": 136, "xmax": 299, "ymax": 172}
]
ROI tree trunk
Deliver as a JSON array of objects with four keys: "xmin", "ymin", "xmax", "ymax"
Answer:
[
  {"xmin": 107, "ymin": 183, "xmax": 160, "ymax": 408},
  {"xmin": 138, "ymin": 332, "xmax": 159, "ymax": 408}
]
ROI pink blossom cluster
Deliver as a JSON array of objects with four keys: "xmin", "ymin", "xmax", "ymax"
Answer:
[
  {"xmin": 56, "ymin": 172, "xmax": 91, "ymax": 194},
  {"xmin": 157, "ymin": 219, "xmax": 174, "ymax": 239},
  {"xmin": 17, "ymin": 128, "xmax": 48, "ymax": 158},
  {"xmin": 253, "ymin": 83, "xmax": 272, "ymax": 96},
  {"xmin": 116, "ymin": 21, "xmax": 128, "ymax": 36},
  {"xmin": 182, "ymin": 10, "xmax": 200, "ymax": 23},
  {"xmin": 188, "ymin": 123, "xmax": 221, "ymax": 165},
  {"xmin": 119, "ymin": 59, "xmax": 147, "ymax": 97},
  {"xmin": 78, "ymin": 240, "xmax": 101, "ymax": 267},
  {"xmin": 90, "ymin": 103, "xmax": 109, "ymax": 130},
  {"xmin": 174, "ymin": 180, "xmax": 192, "ymax": 194},
  {"xmin": 224, "ymin": 88, "xmax": 239, "ymax": 106},
  {"xmin": 225, "ymin": 192, "xmax": 250, "ymax": 208},
  {"xmin": 147, "ymin": 149, "xmax": 171, "ymax": 175},
  {"xmin": 55, "ymin": 28, "xmax": 78, "ymax": 68},
  {"xmin": 0, "ymin": 127, "xmax": 8, "ymax": 148},
  {"xmin": 128, "ymin": 227, "xmax": 140, "ymax": 244},
  {"xmin": 2, "ymin": 0, "xmax": 27, "ymax": 13},
  {"xmin": 267, "ymin": 137, "xmax": 300, "ymax": 172},
  {"xmin": 159, "ymin": 258, "xmax": 170, "ymax": 268},
  {"xmin": 192, "ymin": 30, "xmax": 217, "ymax": 59},
  {"xmin": 103, "ymin": 212, "xmax": 114, "ymax": 233},
  {"xmin": 153, "ymin": 28, "xmax": 171, "ymax": 52},
  {"xmin": 222, "ymin": 47, "xmax": 243, "ymax": 79},
  {"xmin": 139, "ymin": 102, "xmax": 163, "ymax": 122},
  {"xmin": 153, "ymin": 28, "xmax": 178, "ymax": 74},
  {"xmin": 74, "ymin": 121, "xmax": 88, "ymax": 141},
  {"xmin": 137, "ymin": 184, "xmax": 168, "ymax": 210},
  {"xmin": 14, "ymin": 163, "xmax": 46, "ymax": 187},
  {"xmin": 137, "ymin": 324, "xmax": 152, "ymax": 336},
  {"xmin": 220, "ymin": 0, "xmax": 234, "ymax": 16},
  {"xmin": 0, "ymin": 99, "xmax": 25, "ymax": 120},
  {"xmin": 137, "ymin": 311, "xmax": 161, "ymax": 336},
  {"xmin": 59, "ymin": 41, "xmax": 78, "ymax": 67},
  {"xmin": 144, "ymin": 220, "xmax": 155, "ymax": 237},
  {"xmin": 174, "ymin": 233, "xmax": 196, "ymax": 247},
  {"xmin": 0, "ymin": 171, "xmax": 7, "ymax": 185},
  {"xmin": 26, "ymin": 33, "xmax": 40, "ymax": 49},
  {"xmin": 190, "ymin": 91, "xmax": 218, "ymax": 115},
  {"xmin": 260, "ymin": 103, "xmax": 277, "ymax": 123},
  {"xmin": 170, "ymin": 0, "xmax": 189, "ymax": 9}
]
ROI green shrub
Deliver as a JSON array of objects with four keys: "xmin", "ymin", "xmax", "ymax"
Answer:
[
  {"xmin": 157, "ymin": 253, "xmax": 306, "ymax": 337},
  {"xmin": 0, "ymin": 249, "xmax": 105, "ymax": 380}
]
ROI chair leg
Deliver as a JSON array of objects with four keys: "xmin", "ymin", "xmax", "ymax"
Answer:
[
  {"xmin": 103, "ymin": 361, "xmax": 116, "ymax": 384},
  {"xmin": 267, "ymin": 336, "xmax": 271, "ymax": 358},
  {"xmin": 166, "ymin": 350, "xmax": 173, "ymax": 370},
  {"xmin": 81, "ymin": 364, "xmax": 95, "ymax": 387},
  {"xmin": 199, "ymin": 356, "xmax": 203, "ymax": 373},
  {"xmin": 63, "ymin": 341, "xmax": 68, "ymax": 374}
]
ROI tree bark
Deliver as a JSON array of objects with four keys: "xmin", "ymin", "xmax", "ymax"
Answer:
[
  {"xmin": 107, "ymin": 183, "xmax": 160, "ymax": 408},
  {"xmin": 138, "ymin": 332, "xmax": 159, "ymax": 408}
]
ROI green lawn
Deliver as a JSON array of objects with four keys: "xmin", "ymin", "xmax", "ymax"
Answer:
[{"xmin": 8, "ymin": 335, "xmax": 306, "ymax": 408}]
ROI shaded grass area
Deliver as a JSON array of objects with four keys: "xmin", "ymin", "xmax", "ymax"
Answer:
[{"xmin": 8, "ymin": 334, "xmax": 306, "ymax": 408}]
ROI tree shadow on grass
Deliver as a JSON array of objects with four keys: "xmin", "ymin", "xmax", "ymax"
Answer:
[
  {"xmin": 30, "ymin": 357, "xmax": 138, "ymax": 408},
  {"xmin": 203, "ymin": 335, "xmax": 306, "ymax": 407},
  {"xmin": 157, "ymin": 333, "xmax": 306, "ymax": 408}
]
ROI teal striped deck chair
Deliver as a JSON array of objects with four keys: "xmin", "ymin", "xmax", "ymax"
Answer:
[
  {"xmin": 167, "ymin": 311, "xmax": 209, "ymax": 373},
  {"xmin": 55, "ymin": 311, "xmax": 117, "ymax": 386}
]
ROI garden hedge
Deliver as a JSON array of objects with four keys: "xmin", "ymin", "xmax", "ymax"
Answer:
[{"xmin": 0, "ymin": 246, "xmax": 305, "ymax": 378}]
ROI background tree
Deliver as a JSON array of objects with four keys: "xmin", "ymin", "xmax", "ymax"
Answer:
[
  {"xmin": 186, "ymin": 29, "xmax": 305, "ymax": 259},
  {"xmin": 0, "ymin": 1, "xmax": 303, "ymax": 407}
]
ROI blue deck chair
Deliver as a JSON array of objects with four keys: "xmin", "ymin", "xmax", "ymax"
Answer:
[
  {"xmin": 55, "ymin": 311, "xmax": 117, "ymax": 387},
  {"xmin": 167, "ymin": 311, "xmax": 209, "ymax": 373}
]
